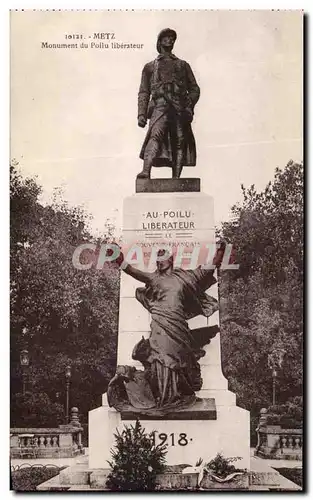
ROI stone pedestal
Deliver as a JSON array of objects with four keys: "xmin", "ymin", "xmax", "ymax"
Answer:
[
  {"xmin": 89, "ymin": 397, "xmax": 249, "ymax": 468},
  {"xmin": 136, "ymin": 177, "xmax": 201, "ymax": 193},
  {"xmin": 89, "ymin": 188, "xmax": 250, "ymax": 470}
]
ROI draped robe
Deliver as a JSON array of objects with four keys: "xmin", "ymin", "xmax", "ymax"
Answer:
[{"xmin": 127, "ymin": 266, "xmax": 218, "ymax": 407}]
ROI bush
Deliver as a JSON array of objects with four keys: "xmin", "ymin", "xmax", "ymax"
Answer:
[
  {"xmin": 106, "ymin": 419, "xmax": 167, "ymax": 491},
  {"xmin": 11, "ymin": 466, "xmax": 66, "ymax": 491},
  {"xmin": 11, "ymin": 392, "xmax": 65, "ymax": 428},
  {"xmin": 267, "ymin": 398, "xmax": 303, "ymax": 428}
]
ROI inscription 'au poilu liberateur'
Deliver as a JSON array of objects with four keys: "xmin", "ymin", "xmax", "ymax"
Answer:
[
  {"xmin": 141, "ymin": 210, "xmax": 195, "ymax": 230},
  {"xmin": 142, "ymin": 221, "xmax": 195, "ymax": 230}
]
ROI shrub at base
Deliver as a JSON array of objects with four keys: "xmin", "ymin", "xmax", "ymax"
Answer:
[{"xmin": 106, "ymin": 419, "xmax": 167, "ymax": 491}]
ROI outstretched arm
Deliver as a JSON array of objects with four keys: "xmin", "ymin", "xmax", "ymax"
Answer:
[
  {"xmin": 189, "ymin": 267, "xmax": 217, "ymax": 291},
  {"xmin": 189, "ymin": 243, "xmax": 226, "ymax": 290},
  {"xmin": 123, "ymin": 263, "xmax": 152, "ymax": 284},
  {"xmin": 114, "ymin": 249, "xmax": 153, "ymax": 284}
]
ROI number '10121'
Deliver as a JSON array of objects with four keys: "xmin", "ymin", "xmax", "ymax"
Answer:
[{"xmin": 151, "ymin": 432, "xmax": 189, "ymax": 447}]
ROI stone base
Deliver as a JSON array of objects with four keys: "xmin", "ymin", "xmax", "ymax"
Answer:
[
  {"xmin": 121, "ymin": 398, "xmax": 216, "ymax": 421},
  {"xmin": 37, "ymin": 459, "xmax": 302, "ymax": 491},
  {"xmin": 88, "ymin": 397, "xmax": 250, "ymax": 470},
  {"xmin": 136, "ymin": 177, "xmax": 200, "ymax": 193},
  {"xmin": 200, "ymin": 474, "xmax": 250, "ymax": 490}
]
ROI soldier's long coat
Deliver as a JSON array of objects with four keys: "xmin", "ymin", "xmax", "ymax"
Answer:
[{"xmin": 138, "ymin": 54, "xmax": 200, "ymax": 167}]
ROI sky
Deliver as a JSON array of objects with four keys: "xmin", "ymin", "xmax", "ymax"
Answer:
[{"xmin": 10, "ymin": 9, "xmax": 303, "ymax": 235}]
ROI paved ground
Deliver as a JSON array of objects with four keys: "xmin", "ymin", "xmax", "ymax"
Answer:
[
  {"xmin": 250, "ymin": 448, "xmax": 302, "ymax": 469},
  {"xmin": 11, "ymin": 448, "xmax": 302, "ymax": 471},
  {"xmin": 13, "ymin": 448, "xmax": 300, "ymax": 492},
  {"xmin": 36, "ymin": 454, "xmax": 301, "ymax": 492}
]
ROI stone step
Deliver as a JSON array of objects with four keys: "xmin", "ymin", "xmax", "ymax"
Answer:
[
  {"xmin": 250, "ymin": 471, "xmax": 280, "ymax": 486},
  {"xmin": 249, "ymin": 485, "xmax": 270, "ymax": 491},
  {"xmin": 90, "ymin": 469, "xmax": 110, "ymax": 489},
  {"xmin": 59, "ymin": 464, "xmax": 91, "ymax": 485},
  {"xmin": 37, "ymin": 462, "xmax": 302, "ymax": 492},
  {"xmin": 156, "ymin": 472, "xmax": 198, "ymax": 490},
  {"xmin": 69, "ymin": 485, "xmax": 107, "ymax": 491},
  {"xmin": 36, "ymin": 475, "xmax": 71, "ymax": 491}
]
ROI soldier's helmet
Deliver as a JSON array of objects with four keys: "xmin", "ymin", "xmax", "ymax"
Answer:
[{"xmin": 156, "ymin": 28, "xmax": 177, "ymax": 54}]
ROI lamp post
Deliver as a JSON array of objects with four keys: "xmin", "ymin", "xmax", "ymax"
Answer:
[
  {"xmin": 268, "ymin": 347, "xmax": 286, "ymax": 406},
  {"xmin": 20, "ymin": 349, "xmax": 30, "ymax": 396},
  {"xmin": 65, "ymin": 364, "xmax": 71, "ymax": 424}
]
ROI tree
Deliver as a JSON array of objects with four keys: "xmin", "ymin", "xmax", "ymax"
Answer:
[
  {"xmin": 11, "ymin": 392, "xmax": 65, "ymax": 427},
  {"xmin": 10, "ymin": 163, "xmax": 120, "ymax": 424},
  {"xmin": 220, "ymin": 160, "xmax": 303, "ymax": 284},
  {"xmin": 219, "ymin": 161, "xmax": 303, "ymax": 443}
]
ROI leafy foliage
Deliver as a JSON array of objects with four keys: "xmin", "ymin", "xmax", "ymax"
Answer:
[
  {"xmin": 206, "ymin": 453, "xmax": 243, "ymax": 479},
  {"xmin": 219, "ymin": 161, "xmax": 303, "ymax": 444},
  {"xmin": 11, "ymin": 466, "xmax": 66, "ymax": 492},
  {"xmin": 10, "ymin": 162, "xmax": 120, "ymax": 425},
  {"xmin": 11, "ymin": 392, "xmax": 65, "ymax": 428},
  {"xmin": 220, "ymin": 160, "xmax": 303, "ymax": 284},
  {"xmin": 106, "ymin": 420, "xmax": 167, "ymax": 491},
  {"xmin": 266, "ymin": 396, "xmax": 303, "ymax": 428}
]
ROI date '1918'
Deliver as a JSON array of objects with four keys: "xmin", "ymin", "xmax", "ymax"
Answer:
[{"xmin": 151, "ymin": 432, "xmax": 190, "ymax": 447}]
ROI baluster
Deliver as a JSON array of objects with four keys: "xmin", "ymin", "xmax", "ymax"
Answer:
[
  {"xmin": 73, "ymin": 433, "xmax": 78, "ymax": 450},
  {"xmin": 46, "ymin": 436, "xmax": 52, "ymax": 447},
  {"xmin": 281, "ymin": 436, "xmax": 287, "ymax": 449},
  {"xmin": 39, "ymin": 436, "xmax": 45, "ymax": 448},
  {"xmin": 78, "ymin": 431, "xmax": 82, "ymax": 448},
  {"xmin": 294, "ymin": 437, "xmax": 300, "ymax": 449},
  {"xmin": 33, "ymin": 436, "xmax": 39, "ymax": 448},
  {"xmin": 26, "ymin": 437, "xmax": 31, "ymax": 448},
  {"xmin": 52, "ymin": 436, "xmax": 58, "ymax": 447},
  {"xmin": 288, "ymin": 436, "xmax": 294, "ymax": 449}
]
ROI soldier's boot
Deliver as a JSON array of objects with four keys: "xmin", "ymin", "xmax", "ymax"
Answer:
[
  {"xmin": 137, "ymin": 160, "xmax": 152, "ymax": 179},
  {"xmin": 172, "ymin": 164, "xmax": 183, "ymax": 179},
  {"xmin": 173, "ymin": 150, "xmax": 184, "ymax": 178}
]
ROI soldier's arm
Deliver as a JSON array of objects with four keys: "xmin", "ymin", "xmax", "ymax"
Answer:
[
  {"xmin": 138, "ymin": 63, "xmax": 151, "ymax": 121},
  {"xmin": 185, "ymin": 62, "xmax": 200, "ymax": 108}
]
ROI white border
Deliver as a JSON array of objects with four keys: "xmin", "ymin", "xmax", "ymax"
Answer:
[
  {"xmin": 2, "ymin": 2, "xmax": 309, "ymax": 498},
  {"xmin": 3, "ymin": 1, "xmax": 312, "ymax": 10}
]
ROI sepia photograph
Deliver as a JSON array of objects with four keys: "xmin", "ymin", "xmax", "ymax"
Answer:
[{"xmin": 10, "ymin": 9, "xmax": 303, "ymax": 491}]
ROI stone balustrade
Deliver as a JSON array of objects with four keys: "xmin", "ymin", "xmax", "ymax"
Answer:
[
  {"xmin": 255, "ymin": 408, "xmax": 302, "ymax": 460},
  {"xmin": 10, "ymin": 407, "xmax": 85, "ymax": 459}
]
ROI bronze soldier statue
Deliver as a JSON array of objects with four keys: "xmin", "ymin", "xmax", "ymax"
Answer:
[{"xmin": 137, "ymin": 28, "xmax": 200, "ymax": 180}]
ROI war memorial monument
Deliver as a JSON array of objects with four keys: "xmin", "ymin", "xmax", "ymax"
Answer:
[{"xmin": 88, "ymin": 28, "xmax": 250, "ymax": 471}]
